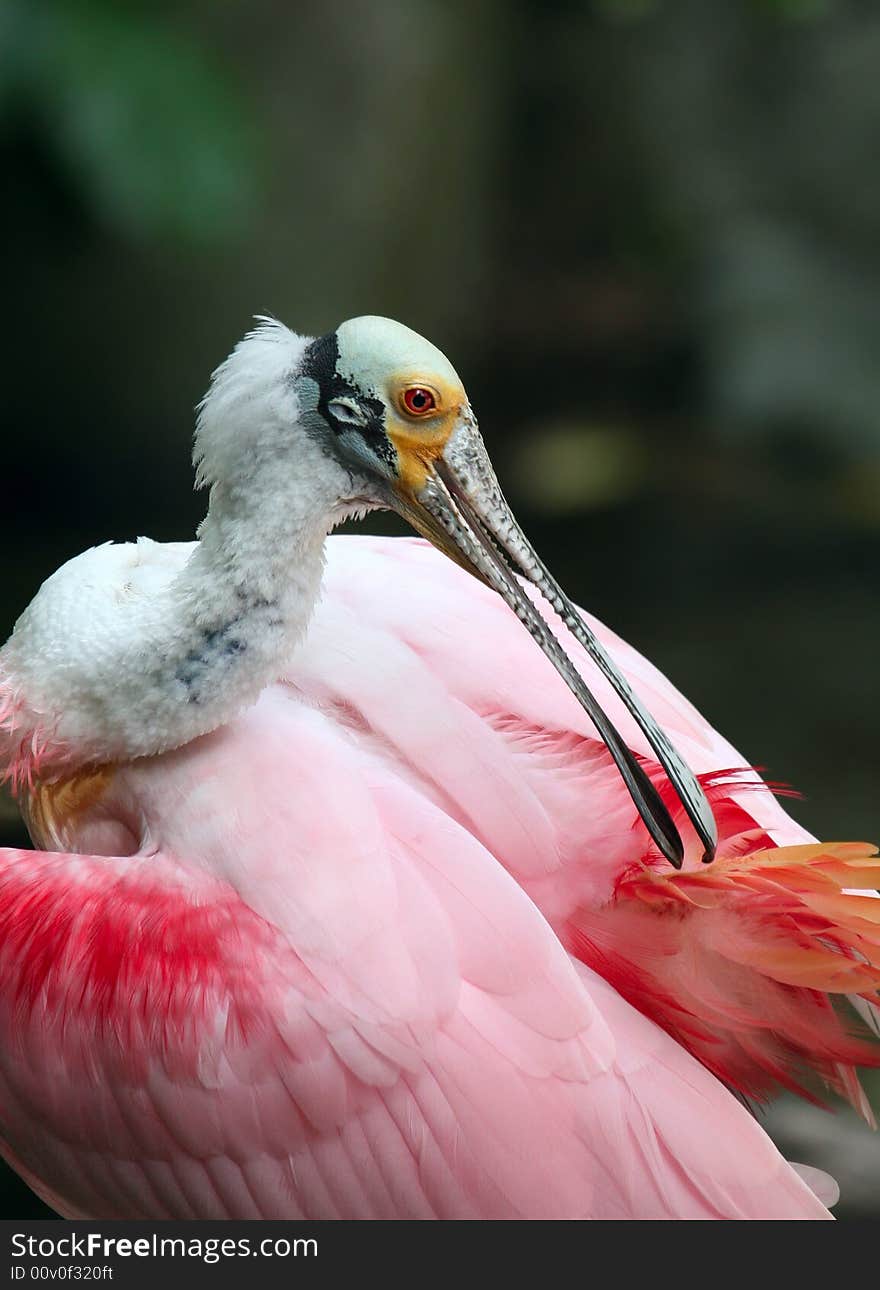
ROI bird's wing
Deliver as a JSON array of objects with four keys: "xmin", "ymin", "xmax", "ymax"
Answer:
[
  {"xmin": 0, "ymin": 734, "xmax": 829, "ymax": 1218},
  {"xmin": 302, "ymin": 536, "xmax": 810, "ymax": 901},
  {"xmin": 292, "ymin": 537, "xmax": 879, "ymax": 1115}
]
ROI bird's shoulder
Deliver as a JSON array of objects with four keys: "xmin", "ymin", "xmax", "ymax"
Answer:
[
  {"xmin": 0, "ymin": 540, "xmax": 197, "ymax": 789},
  {"xmin": 4, "ymin": 539, "xmax": 195, "ymax": 679},
  {"xmin": 17, "ymin": 539, "xmax": 195, "ymax": 622}
]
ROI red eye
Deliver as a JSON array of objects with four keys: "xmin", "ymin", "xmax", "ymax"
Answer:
[{"xmin": 401, "ymin": 386, "xmax": 437, "ymax": 417}]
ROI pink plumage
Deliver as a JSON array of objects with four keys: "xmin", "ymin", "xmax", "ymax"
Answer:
[
  {"xmin": 1, "ymin": 316, "xmax": 875, "ymax": 1220},
  {"xmin": 0, "ymin": 536, "xmax": 873, "ymax": 1219}
]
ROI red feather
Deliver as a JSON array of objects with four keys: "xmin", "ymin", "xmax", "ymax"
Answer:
[{"xmin": 567, "ymin": 841, "xmax": 880, "ymax": 1121}]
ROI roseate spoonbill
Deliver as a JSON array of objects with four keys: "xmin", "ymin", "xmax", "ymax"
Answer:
[{"xmin": 0, "ymin": 316, "xmax": 877, "ymax": 1220}]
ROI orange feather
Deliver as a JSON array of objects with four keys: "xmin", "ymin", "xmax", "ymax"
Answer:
[{"xmin": 568, "ymin": 842, "xmax": 880, "ymax": 1122}]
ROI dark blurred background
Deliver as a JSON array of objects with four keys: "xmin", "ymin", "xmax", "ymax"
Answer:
[{"xmin": 2, "ymin": 0, "xmax": 879, "ymax": 1217}]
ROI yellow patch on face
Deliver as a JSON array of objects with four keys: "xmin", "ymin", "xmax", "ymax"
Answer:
[
  {"xmin": 25, "ymin": 766, "xmax": 114, "ymax": 851},
  {"xmin": 385, "ymin": 373, "xmax": 465, "ymax": 496}
]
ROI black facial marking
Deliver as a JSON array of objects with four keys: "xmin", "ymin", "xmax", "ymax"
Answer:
[{"xmin": 301, "ymin": 331, "xmax": 397, "ymax": 473}]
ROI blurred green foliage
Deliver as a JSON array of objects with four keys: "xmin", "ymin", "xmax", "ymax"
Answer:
[{"xmin": 2, "ymin": 0, "xmax": 260, "ymax": 239}]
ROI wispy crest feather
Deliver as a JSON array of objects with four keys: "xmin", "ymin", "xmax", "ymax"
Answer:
[{"xmin": 194, "ymin": 316, "xmax": 310, "ymax": 490}]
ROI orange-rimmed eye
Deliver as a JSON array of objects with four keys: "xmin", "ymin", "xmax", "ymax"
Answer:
[{"xmin": 401, "ymin": 386, "xmax": 437, "ymax": 417}]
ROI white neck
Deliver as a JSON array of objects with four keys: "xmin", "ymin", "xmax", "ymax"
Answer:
[
  {"xmin": 1, "ymin": 468, "xmax": 341, "ymax": 778},
  {"xmin": 1, "ymin": 319, "xmax": 367, "ymax": 776},
  {"xmin": 138, "ymin": 473, "xmax": 333, "ymax": 751}
]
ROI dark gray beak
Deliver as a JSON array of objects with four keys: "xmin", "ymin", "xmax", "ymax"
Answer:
[{"xmin": 389, "ymin": 409, "xmax": 718, "ymax": 870}]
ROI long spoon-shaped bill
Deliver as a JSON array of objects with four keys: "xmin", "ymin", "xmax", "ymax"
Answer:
[
  {"xmin": 390, "ymin": 426, "xmax": 718, "ymax": 869},
  {"xmin": 436, "ymin": 457, "xmax": 718, "ymax": 864}
]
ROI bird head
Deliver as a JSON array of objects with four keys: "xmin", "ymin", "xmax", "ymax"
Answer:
[
  {"xmin": 298, "ymin": 315, "xmax": 467, "ymax": 497},
  {"xmin": 201, "ymin": 314, "xmax": 717, "ymax": 869}
]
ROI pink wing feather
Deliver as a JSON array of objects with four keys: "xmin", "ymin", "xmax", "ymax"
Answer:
[
  {"xmin": 0, "ymin": 537, "xmax": 850, "ymax": 1217},
  {"xmin": 0, "ymin": 838, "xmax": 829, "ymax": 1219}
]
